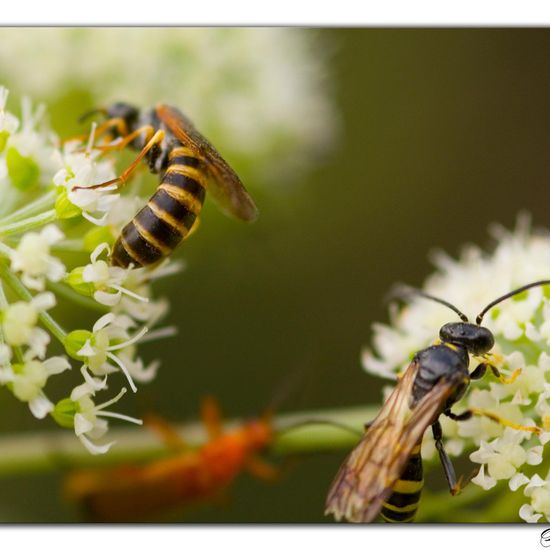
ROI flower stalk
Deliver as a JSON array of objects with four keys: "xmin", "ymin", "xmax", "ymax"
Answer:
[
  {"xmin": 0, "ymin": 405, "xmax": 373, "ymax": 476},
  {"xmin": 0, "ymin": 209, "xmax": 58, "ymax": 237}
]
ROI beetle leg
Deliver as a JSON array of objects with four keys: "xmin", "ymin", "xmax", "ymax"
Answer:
[
  {"xmin": 201, "ymin": 395, "xmax": 224, "ymax": 441},
  {"xmin": 143, "ymin": 413, "xmax": 187, "ymax": 451},
  {"xmin": 245, "ymin": 457, "xmax": 281, "ymax": 481}
]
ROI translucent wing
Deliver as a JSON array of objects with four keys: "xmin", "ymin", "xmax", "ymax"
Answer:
[
  {"xmin": 325, "ymin": 360, "xmax": 456, "ymax": 523},
  {"xmin": 156, "ymin": 104, "xmax": 259, "ymax": 222}
]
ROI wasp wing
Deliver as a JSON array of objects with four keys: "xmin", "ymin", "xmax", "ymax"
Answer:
[
  {"xmin": 156, "ymin": 104, "xmax": 259, "ymax": 222},
  {"xmin": 325, "ymin": 360, "xmax": 456, "ymax": 523}
]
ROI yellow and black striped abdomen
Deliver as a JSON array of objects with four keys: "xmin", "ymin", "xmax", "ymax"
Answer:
[
  {"xmin": 112, "ymin": 146, "xmax": 206, "ymax": 268},
  {"xmin": 380, "ymin": 442, "xmax": 423, "ymax": 523}
]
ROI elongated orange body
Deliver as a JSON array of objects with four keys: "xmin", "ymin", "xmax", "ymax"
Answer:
[{"xmin": 65, "ymin": 413, "xmax": 273, "ymax": 522}]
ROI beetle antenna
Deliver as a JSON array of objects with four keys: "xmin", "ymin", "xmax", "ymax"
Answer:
[
  {"xmin": 388, "ymin": 284, "xmax": 469, "ymax": 322},
  {"xmin": 78, "ymin": 107, "xmax": 107, "ymax": 124},
  {"xmin": 476, "ymin": 280, "xmax": 550, "ymax": 325}
]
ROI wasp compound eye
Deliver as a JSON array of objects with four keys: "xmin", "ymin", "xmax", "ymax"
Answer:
[
  {"xmin": 439, "ymin": 322, "xmax": 494, "ymax": 355},
  {"xmin": 106, "ymin": 102, "xmax": 140, "ymax": 126}
]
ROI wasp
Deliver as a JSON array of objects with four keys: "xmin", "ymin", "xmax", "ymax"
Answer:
[
  {"xmin": 325, "ymin": 280, "xmax": 550, "ymax": 523},
  {"xmin": 74, "ymin": 103, "xmax": 258, "ymax": 268},
  {"xmin": 64, "ymin": 396, "xmax": 276, "ymax": 522}
]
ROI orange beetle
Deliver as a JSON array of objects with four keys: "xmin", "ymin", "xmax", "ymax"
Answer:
[{"xmin": 64, "ymin": 397, "xmax": 276, "ymax": 522}]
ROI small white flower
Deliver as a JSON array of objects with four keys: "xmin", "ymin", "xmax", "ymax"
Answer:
[
  {"xmin": 509, "ymin": 472, "xmax": 530, "ymax": 492},
  {"xmin": 2, "ymin": 356, "xmax": 70, "ymax": 418},
  {"xmin": 519, "ymin": 503, "xmax": 543, "ymax": 523},
  {"xmin": 0, "ymin": 87, "xmax": 19, "ymax": 136},
  {"xmin": 67, "ymin": 312, "xmax": 148, "ymax": 393},
  {"xmin": 6, "ymin": 96, "xmax": 58, "ymax": 182},
  {"xmin": 10, "ymin": 225, "xmax": 66, "ymax": 290},
  {"xmin": 1, "ymin": 292, "xmax": 55, "ymax": 358},
  {"xmin": 116, "ymin": 347, "xmax": 160, "ymax": 384},
  {"xmin": 469, "ymin": 429, "xmax": 530, "ymax": 481},
  {"xmin": 519, "ymin": 474, "xmax": 550, "ymax": 522},
  {"xmin": 80, "ymin": 243, "xmax": 147, "ymax": 306},
  {"xmin": 69, "ymin": 387, "xmax": 142, "ymax": 455},
  {"xmin": 471, "ymin": 465, "xmax": 497, "ymax": 491},
  {"xmin": 53, "ymin": 142, "xmax": 119, "ymax": 226},
  {"xmin": 112, "ymin": 260, "xmax": 182, "ymax": 322}
]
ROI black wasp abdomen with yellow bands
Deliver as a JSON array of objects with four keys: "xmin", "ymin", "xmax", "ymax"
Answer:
[
  {"xmin": 380, "ymin": 442, "xmax": 423, "ymax": 523},
  {"xmin": 112, "ymin": 146, "xmax": 205, "ymax": 268},
  {"xmin": 77, "ymin": 102, "xmax": 258, "ymax": 268}
]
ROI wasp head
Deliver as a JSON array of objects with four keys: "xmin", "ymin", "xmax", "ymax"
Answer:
[
  {"xmin": 439, "ymin": 322, "xmax": 495, "ymax": 355},
  {"xmin": 106, "ymin": 102, "xmax": 140, "ymax": 133}
]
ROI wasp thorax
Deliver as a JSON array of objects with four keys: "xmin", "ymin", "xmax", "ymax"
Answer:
[{"xmin": 439, "ymin": 322, "xmax": 494, "ymax": 355}]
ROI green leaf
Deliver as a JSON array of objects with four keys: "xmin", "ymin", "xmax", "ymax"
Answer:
[
  {"xmin": 6, "ymin": 147, "xmax": 40, "ymax": 191},
  {"xmin": 0, "ymin": 130, "xmax": 9, "ymax": 153}
]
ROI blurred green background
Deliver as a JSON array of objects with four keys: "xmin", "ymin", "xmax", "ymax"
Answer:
[{"xmin": 1, "ymin": 28, "xmax": 550, "ymax": 522}]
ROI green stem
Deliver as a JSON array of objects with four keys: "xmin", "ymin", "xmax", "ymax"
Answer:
[
  {"xmin": 0, "ymin": 190, "xmax": 56, "ymax": 226},
  {"xmin": 0, "ymin": 279, "xmax": 6, "ymax": 346},
  {"xmin": 0, "ymin": 241, "xmax": 12, "ymax": 259},
  {"xmin": 0, "ymin": 209, "xmax": 58, "ymax": 237},
  {"xmin": 0, "ymin": 405, "xmax": 375, "ymax": 476},
  {"xmin": 0, "ymin": 262, "xmax": 67, "ymax": 342},
  {"xmin": 49, "ymin": 239, "xmax": 85, "ymax": 252}
]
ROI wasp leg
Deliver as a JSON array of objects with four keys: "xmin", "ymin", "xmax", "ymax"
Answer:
[
  {"xmin": 63, "ymin": 117, "xmax": 129, "ymax": 145},
  {"xmin": 143, "ymin": 413, "xmax": 187, "ymax": 452},
  {"xmin": 93, "ymin": 125, "xmax": 155, "ymax": 153},
  {"xmin": 470, "ymin": 362, "xmax": 521, "ymax": 384},
  {"xmin": 72, "ymin": 129, "xmax": 165, "ymax": 191},
  {"xmin": 437, "ymin": 415, "xmax": 481, "ymax": 494},
  {"xmin": 469, "ymin": 363, "xmax": 487, "ymax": 380},
  {"xmin": 445, "ymin": 408, "xmax": 541, "ymax": 434},
  {"xmin": 432, "ymin": 419, "xmax": 461, "ymax": 495},
  {"xmin": 201, "ymin": 395, "xmax": 224, "ymax": 441}
]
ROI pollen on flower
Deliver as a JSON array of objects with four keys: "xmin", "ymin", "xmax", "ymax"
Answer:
[{"xmin": 361, "ymin": 215, "xmax": 550, "ymax": 522}]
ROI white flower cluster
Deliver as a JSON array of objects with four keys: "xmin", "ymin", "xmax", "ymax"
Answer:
[
  {"xmin": 0, "ymin": 87, "xmax": 178, "ymax": 454},
  {"xmin": 362, "ymin": 216, "xmax": 550, "ymax": 522},
  {"xmin": 0, "ymin": 28, "xmax": 336, "ymax": 182}
]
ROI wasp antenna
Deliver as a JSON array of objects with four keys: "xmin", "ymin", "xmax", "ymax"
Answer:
[
  {"xmin": 388, "ymin": 284, "xmax": 469, "ymax": 323},
  {"xmin": 264, "ymin": 357, "xmax": 316, "ymax": 415},
  {"xmin": 78, "ymin": 107, "xmax": 107, "ymax": 124},
  {"xmin": 476, "ymin": 280, "xmax": 550, "ymax": 325}
]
